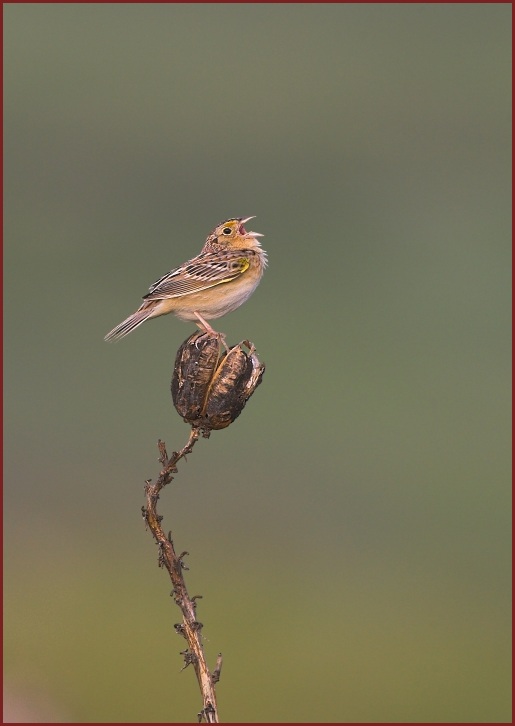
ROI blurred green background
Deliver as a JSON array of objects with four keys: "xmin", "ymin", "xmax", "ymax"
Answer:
[{"xmin": 4, "ymin": 3, "xmax": 511, "ymax": 723}]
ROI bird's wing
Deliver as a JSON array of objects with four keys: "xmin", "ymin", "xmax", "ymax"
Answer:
[{"xmin": 142, "ymin": 251, "xmax": 250, "ymax": 300}]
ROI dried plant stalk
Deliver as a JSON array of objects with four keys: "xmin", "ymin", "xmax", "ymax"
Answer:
[{"xmin": 143, "ymin": 431, "xmax": 220, "ymax": 723}]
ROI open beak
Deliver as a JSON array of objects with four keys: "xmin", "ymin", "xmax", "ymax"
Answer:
[{"xmin": 240, "ymin": 216, "xmax": 264, "ymax": 238}]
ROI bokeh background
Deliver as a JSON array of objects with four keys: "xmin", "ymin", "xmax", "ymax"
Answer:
[{"xmin": 4, "ymin": 4, "xmax": 511, "ymax": 723}]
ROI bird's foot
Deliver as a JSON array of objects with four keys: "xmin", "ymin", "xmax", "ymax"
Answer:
[{"xmin": 193, "ymin": 313, "xmax": 229, "ymax": 353}]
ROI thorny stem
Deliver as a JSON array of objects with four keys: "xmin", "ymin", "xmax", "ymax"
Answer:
[{"xmin": 142, "ymin": 427, "xmax": 220, "ymax": 723}]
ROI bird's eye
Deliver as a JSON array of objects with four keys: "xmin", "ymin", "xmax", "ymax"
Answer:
[{"xmin": 222, "ymin": 227, "xmax": 232, "ymax": 235}]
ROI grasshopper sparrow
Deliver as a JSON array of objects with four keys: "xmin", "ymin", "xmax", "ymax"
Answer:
[{"xmin": 104, "ymin": 217, "xmax": 267, "ymax": 342}]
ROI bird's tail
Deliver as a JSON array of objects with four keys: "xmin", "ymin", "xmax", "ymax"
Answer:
[{"xmin": 104, "ymin": 307, "xmax": 155, "ymax": 342}]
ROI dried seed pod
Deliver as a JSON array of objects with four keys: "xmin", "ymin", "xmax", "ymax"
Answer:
[
  {"xmin": 171, "ymin": 333, "xmax": 221, "ymax": 422},
  {"xmin": 171, "ymin": 331, "xmax": 265, "ymax": 431}
]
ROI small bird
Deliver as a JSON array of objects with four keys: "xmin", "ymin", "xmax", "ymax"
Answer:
[{"xmin": 104, "ymin": 217, "xmax": 267, "ymax": 342}]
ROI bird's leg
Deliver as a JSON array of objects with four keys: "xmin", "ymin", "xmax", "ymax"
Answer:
[
  {"xmin": 194, "ymin": 312, "xmax": 218, "ymax": 335},
  {"xmin": 194, "ymin": 312, "xmax": 229, "ymax": 352}
]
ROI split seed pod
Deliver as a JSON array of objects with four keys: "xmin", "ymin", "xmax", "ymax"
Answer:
[{"xmin": 171, "ymin": 331, "xmax": 265, "ymax": 432}]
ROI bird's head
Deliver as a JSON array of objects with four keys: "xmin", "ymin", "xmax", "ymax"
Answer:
[{"xmin": 205, "ymin": 217, "xmax": 264, "ymax": 249}]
